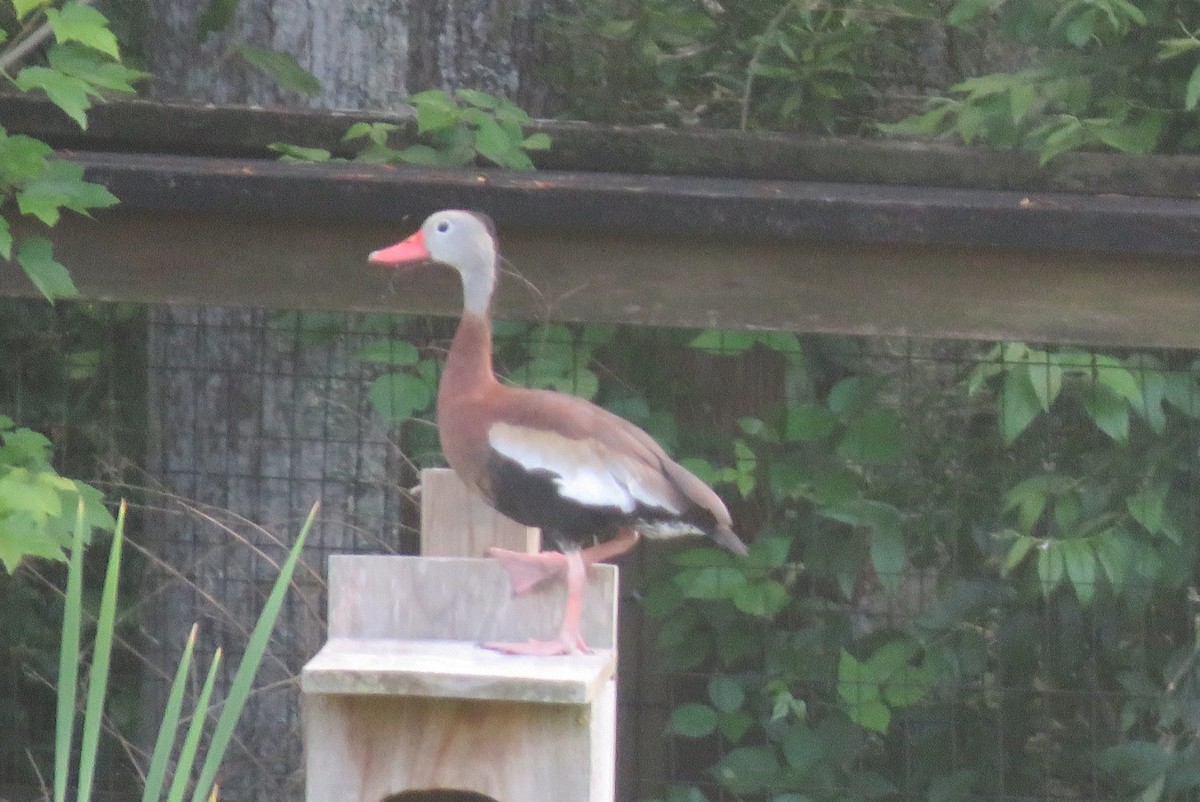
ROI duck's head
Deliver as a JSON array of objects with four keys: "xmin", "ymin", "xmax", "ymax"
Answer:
[{"xmin": 370, "ymin": 209, "xmax": 498, "ymax": 313}]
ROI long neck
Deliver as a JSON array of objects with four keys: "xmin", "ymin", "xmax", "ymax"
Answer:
[{"xmin": 439, "ymin": 311, "xmax": 497, "ymax": 408}]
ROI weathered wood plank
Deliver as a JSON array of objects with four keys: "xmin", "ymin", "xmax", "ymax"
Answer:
[
  {"xmin": 9, "ymin": 95, "xmax": 1200, "ymax": 198},
  {"xmin": 420, "ymin": 468, "xmax": 540, "ymax": 557},
  {"xmin": 302, "ymin": 638, "xmax": 615, "ymax": 703},
  {"xmin": 27, "ymin": 205, "xmax": 1200, "ymax": 351},
  {"xmin": 303, "ymin": 686, "xmax": 615, "ymax": 802},
  {"xmin": 327, "ymin": 556, "xmax": 617, "ymax": 650}
]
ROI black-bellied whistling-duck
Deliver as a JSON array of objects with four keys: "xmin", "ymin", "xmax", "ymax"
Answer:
[{"xmin": 369, "ymin": 209, "xmax": 747, "ymax": 655}]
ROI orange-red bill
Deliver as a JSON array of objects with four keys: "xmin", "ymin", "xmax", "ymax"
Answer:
[{"xmin": 368, "ymin": 230, "xmax": 430, "ymax": 265}]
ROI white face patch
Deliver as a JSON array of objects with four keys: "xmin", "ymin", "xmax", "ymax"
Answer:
[{"xmin": 488, "ymin": 422, "xmax": 681, "ymax": 515}]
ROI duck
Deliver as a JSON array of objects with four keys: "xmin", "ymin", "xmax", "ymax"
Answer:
[{"xmin": 369, "ymin": 209, "xmax": 747, "ymax": 655}]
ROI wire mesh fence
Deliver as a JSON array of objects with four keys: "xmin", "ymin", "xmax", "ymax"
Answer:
[{"xmin": 1, "ymin": 298, "xmax": 1197, "ymax": 802}]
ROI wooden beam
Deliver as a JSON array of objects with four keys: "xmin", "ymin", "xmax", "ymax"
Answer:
[
  {"xmin": 8, "ymin": 150, "xmax": 1198, "ymax": 350},
  {"xmin": 9, "ymin": 95, "xmax": 1200, "ymax": 198}
]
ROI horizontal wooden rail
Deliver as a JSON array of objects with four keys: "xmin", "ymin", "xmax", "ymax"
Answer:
[{"xmin": 3, "ymin": 97, "xmax": 1200, "ymax": 349}]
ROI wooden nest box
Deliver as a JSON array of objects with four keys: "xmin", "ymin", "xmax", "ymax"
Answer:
[{"xmin": 302, "ymin": 469, "xmax": 619, "ymax": 802}]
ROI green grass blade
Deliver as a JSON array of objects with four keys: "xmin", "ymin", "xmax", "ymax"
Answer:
[
  {"xmin": 76, "ymin": 500, "xmax": 126, "ymax": 802},
  {"xmin": 140, "ymin": 623, "xmax": 199, "ymax": 802},
  {"xmin": 54, "ymin": 499, "xmax": 88, "ymax": 802},
  {"xmin": 189, "ymin": 502, "xmax": 318, "ymax": 802},
  {"xmin": 164, "ymin": 648, "xmax": 223, "ymax": 802}
]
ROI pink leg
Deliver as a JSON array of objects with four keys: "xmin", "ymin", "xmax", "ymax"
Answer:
[
  {"xmin": 486, "ymin": 547, "xmax": 568, "ymax": 595},
  {"xmin": 579, "ymin": 527, "xmax": 641, "ymax": 565},
  {"xmin": 482, "ymin": 528, "xmax": 641, "ymax": 656},
  {"xmin": 484, "ymin": 549, "xmax": 590, "ymax": 655}
]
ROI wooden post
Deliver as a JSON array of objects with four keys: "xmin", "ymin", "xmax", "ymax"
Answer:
[
  {"xmin": 419, "ymin": 468, "xmax": 540, "ymax": 557},
  {"xmin": 302, "ymin": 470, "xmax": 618, "ymax": 802}
]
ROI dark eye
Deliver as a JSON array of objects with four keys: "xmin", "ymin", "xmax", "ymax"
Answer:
[{"xmin": 436, "ymin": 221, "xmax": 450, "ymax": 233}]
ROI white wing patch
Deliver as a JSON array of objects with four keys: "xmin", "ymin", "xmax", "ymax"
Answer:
[{"xmin": 488, "ymin": 422, "xmax": 680, "ymax": 515}]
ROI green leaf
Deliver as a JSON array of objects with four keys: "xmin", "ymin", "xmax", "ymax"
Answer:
[
  {"xmin": 410, "ymin": 90, "xmax": 459, "ymax": 133},
  {"xmin": 708, "ymin": 675, "xmax": 745, "ymax": 713},
  {"xmin": 1000, "ymin": 365, "xmax": 1041, "ymax": 444},
  {"xmin": 45, "ymin": 2, "xmax": 119, "ymax": 58},
  {"xmin": 165, "ymin": 648, "xmax": 222, "ymax": 802},
  {"xmin": 197, "ymin": 0, "xmax": 239, "ymax": 39},
  {"xmin": 0, "ymin": 132, "xmax": 53, "ymax": 183},
  {"xmin": 355, "ymin": 340, "xmax": 420, "ymax": 365},
  {"xmin": 946, "ymin": 0, "xmax": 995, "ymax": 27},
  {"xmin": 1185, "ymin": 64, "xmax": 1200, "ymax": 111},
  {"xmin": 1094, "ymin": 357, "xmax": 1143, "ymax": 406},
  {"xmin": 1127, "ymin": 485, "xmax": 1166, "ymax": 535},
  {"xmin": 689, "ymin": 329, "xmax": 756, "ymax": 355},
  {"xmin": 1081, "ymin": 383, "xmax": 1130, "ymax": 441},
  {"xmin": 14, "ymin": 67, "xmax": 97, "ymax": 129},
  {"xmin": 1001, "ymin": 532, "xmax": 1038, "ymax": 575},
  {"xmin": 1028, "ymin": 356, "xmax": 1063, "ymax": 411},
  {"xmin": 677, "ymin": 565, "xmax": 746, "ymax": 599},
  {"xmin": 46, "ymin": 44, "xmax": 144, "ymax": 93},
  {"xmin": 522, "ymin": 132, "xmax": 552, "ymax": 150},
  {"xmin": 395, "ymin": 143, "xmax": 465, "ymax": 168},
  {"xmin": 673, "ymin": 547, "xmax": 735, "ymax": 568},
  {"xmin": 237, "ymin": 45, "xmax": 322, "ymax": 96},
  {"xmin": 780, "ymin": 725, "xmax": 823, "ymax": 771},
  {"xmin": 474, "ymin": 116, "xmax": 529, "ymax": 169},
  {"xmin": 18, "ymin": 158, "xmax": 118, "ymax": 225},
  {"xmin": 669, "ymin": 703, "xmax": 718, "ymax": 738},
  {"xmin": 17, "ymin": 236, "xmax": 78, "ymax": 302},
  {"xmin": 839, "ymin": 650, "xmax": 891, "ymax": 733},
  {"xmin": 1094, "ymin": 530, "xmax": 1130, "ymax": 589},
  {"xmin": 732, "ymin": 579, "xmax": 789, "ymax": 618},
  {"xmin": 457, "ymin": 88, "xmax": 500, "ymax": 109},
  {"xmin": 885, "ymin": 663, "xmax": 932, "ymax": 707},
  {"xmin": 190, "ymin": 504, "xmax": 317, "ymax": 802},
  {"xmin": 53, "ymin": 502, "xmax": 86, "ymax": 802},
  {"xmin": 268, "ymin": 142, "xmax": 333, "ymax": 162},
  {"xmin": 1062, "ymin": 539, "xmax": 1096, "ymax": 606},
  {"xmin": 75, "ymin": 502, "xmax": 123, "ymax": 802},
  {"xmin": 140, "ymin": 624, "xmax": 198, "ymax": 802},
  {"xmin": 714, "ymin": 746, "xmax": 781, "ymax": 795},
  {"xmin": 869, "ymin": 521, "xmax": 906, "ymax": 592},
  {"xmin": 1037, "ymin": 540, "xmax": 1064, "ymax": 597},
  {"xmin": 13, "ymin": 0, "xmax": 52, "ymax": 21},
  {"xmin": 0, "ymin": 218, "xmax": 11, "ymax": 261},
  {"xmin": 828, "ymin": 376, "xmax": 884, "ymax": 415},
  {"xmin": 368, "ymin": 372, "xmax": 433, "ymax": 425},
  {"xmin": 784, "ymin": 403, "xmax": 837, "ymax": 441},
  {"xmin": 718, "ymin": 709, "xmax": 754, "ymax": 742},
  {"xmin": 838, "ymin": 410, "xmax": 903, "ymax": 464}
]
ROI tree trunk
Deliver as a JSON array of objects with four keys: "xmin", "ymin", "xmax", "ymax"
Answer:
[
  {"xmin": 140, "ymin": 4, "xmax": 559, "ymax": 799},
  {"xmin": 147, "ymin": 0, "xmax": 558, "ymax": 113}
]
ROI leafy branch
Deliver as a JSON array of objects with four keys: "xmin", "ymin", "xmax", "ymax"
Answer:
[{"xmin": 0, "ymin": 0, "xmax": 144, "ymax": 301}]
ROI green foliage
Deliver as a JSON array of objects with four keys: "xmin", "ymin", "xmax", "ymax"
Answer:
[
  {"xmin": 543, "ymin": 0, "xmax": 935, "ymax": 132},
  {"xmin": 885, "ymin": 0, "xmax": 1200, "ymax": 160},
  {"xmin": 0, "ymin": 414, "xmax": 114, "ymax": 572},
  {"xmin": 636, "ymin": 333, "xmax": 1200, "ymax": 801},
  {"xmin": 193, "ymin": 0, "xmax": 321, "ymax": 97},
  {"xmin": 272, "ymin": 89, "xmax": 551, "ymax": 170},
  {"xmin": 0, "ymin": 0, "xmax": 139, "ymax": 300},
  {"xmin": 53, "ymin": 500, "xmax": 317, "ymax": 802}
]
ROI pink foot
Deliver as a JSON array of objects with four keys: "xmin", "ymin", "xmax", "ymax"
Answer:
[
  {"xmin": 486, "ymin": 547, "xmax": 569, "ymax": 595},
  {"xmin": 484, "ymin": 548, "xmax": 593, "ymax": 656},
  {"xmin": 482, "ymin": 634, "xmax": 592, "ymax": 656}
]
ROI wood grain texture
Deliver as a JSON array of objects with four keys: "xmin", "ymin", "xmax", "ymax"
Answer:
[
  {"xmin": 32, "ymin": 209, "xmax": 1200, "ymax": 351},
  {"xmin": 302, "ymin": 638, "xmax": 615, "ymax": 703},
  {"xmin": 303, "ymin": 689, "xmax": 613, "ymax": 802},
  {"xmin": 420, "ymin": 468, "xmax": 540, "ymax": 557},
  {"xmin": 327, "ymin": 555, "xmax": 617, "ymax": 650}
]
